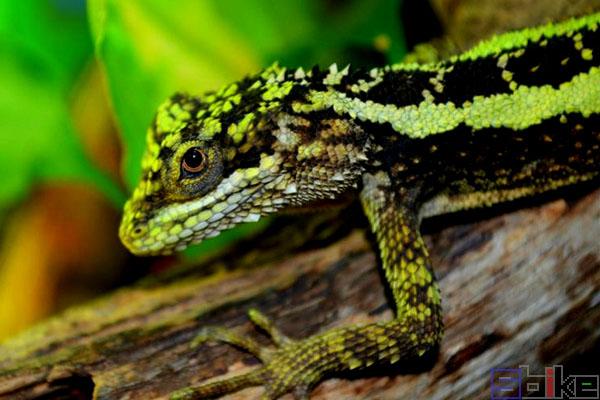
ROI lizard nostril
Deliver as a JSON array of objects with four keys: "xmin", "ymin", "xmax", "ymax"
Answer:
[{"xmin": 131, "ymin": 226, "xmax": 146, "ymax": 238}]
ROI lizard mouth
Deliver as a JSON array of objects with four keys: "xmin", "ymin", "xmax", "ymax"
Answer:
[{"xmin": 119, "ymin": 170, "xmax": 289, "ymax": 256}]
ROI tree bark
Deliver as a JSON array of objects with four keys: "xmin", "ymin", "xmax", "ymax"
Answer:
[{"xmin": 0, "ymin": 189, "xmax": 598, "ymax": 399}]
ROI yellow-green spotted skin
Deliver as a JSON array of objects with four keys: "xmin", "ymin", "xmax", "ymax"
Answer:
[{"xmin": 120, "ymin": 14, "xmax": 600, "ymax": 400}]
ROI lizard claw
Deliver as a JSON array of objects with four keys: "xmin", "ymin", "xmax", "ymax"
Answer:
[
  {"xmin": 172, "ymin": 309, "xmax": 313, "ymax": 399},
  {"xmin": 247, "ymin": 308, "xmax": 291, "ymax": 347},
  {"xmin": 189, "ymin": 308, "xmax": 289, "ymax": 362},
  {"xmin": 190, "ymin": 325, "xmax": 268, "ymax": 361}
]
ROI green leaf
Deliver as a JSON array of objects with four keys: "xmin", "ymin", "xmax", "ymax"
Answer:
[
  {"xmin": 0, "ymin": 1, "xmax": 92, "ymax": 92},
  {"xmin": 0, "ymin": 1, "xmax": 124, "ymax": 211},
  {"xmin": 212, "ymin": 0, "xmax": 406, "ymax": 67}
]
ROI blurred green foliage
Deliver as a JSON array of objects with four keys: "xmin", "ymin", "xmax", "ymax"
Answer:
[{"xmin": 0, "ymin": 0, "xmax": 123, "ymax": 210}]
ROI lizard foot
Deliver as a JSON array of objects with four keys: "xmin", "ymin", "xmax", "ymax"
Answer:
[
  {"xmin": 171, "ymin": 305, "xmax": 442, "ymax": 399},
  {"xmin": 171, "ymin": 308, "xmax": 313, "ymax": 400}
]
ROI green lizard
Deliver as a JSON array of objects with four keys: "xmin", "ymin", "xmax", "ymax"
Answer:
[{"xmin": 119, "ymin": 13, "xmax": 600, "ymax": 399}]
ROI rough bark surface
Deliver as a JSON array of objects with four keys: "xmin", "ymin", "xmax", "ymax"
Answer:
[{"xmin": 0, "ymin": 189, "xmax": 598, "ymax": 400}]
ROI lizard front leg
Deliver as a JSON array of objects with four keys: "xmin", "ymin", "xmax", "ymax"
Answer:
[{"xmin": 171, "ymin": 171, "xmax": 443, "ymax": 399}]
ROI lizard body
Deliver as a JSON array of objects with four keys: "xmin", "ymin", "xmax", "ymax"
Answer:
[{"xmin": 119, "ymin": 13, "xmax": 600, "ymax": 399}]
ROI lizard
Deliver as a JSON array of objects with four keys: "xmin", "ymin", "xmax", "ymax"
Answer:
[{"xmin": 119, "ymin": 12, "xmax": 600, "ymax": 400}]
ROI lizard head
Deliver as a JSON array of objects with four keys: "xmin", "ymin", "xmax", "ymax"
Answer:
[{"xmin": 119, "ymin": 64, "xmax": 369, "ymax": 255}]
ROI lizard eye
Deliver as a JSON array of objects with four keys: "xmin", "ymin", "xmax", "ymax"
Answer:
[
  {"xmin": 170, "ymin": 142, "xmax": 224, "ymax": 199},
  {"xmin": 181, "ymin": 147, "xmax": 207, "ymax": 174}
]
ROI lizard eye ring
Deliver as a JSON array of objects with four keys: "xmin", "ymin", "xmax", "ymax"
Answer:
[
  {"xmin": 182, "ymin": 147, "xmax": 207, "ymax": 174},
  {"xmin": 171, "ymin": 142, "xmax": 224, "ymax": 199}
]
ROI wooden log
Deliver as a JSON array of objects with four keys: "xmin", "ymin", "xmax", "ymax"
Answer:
[{"xmin": 0, "ymin": 189, "xmax": 598, "ymax": 399}]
